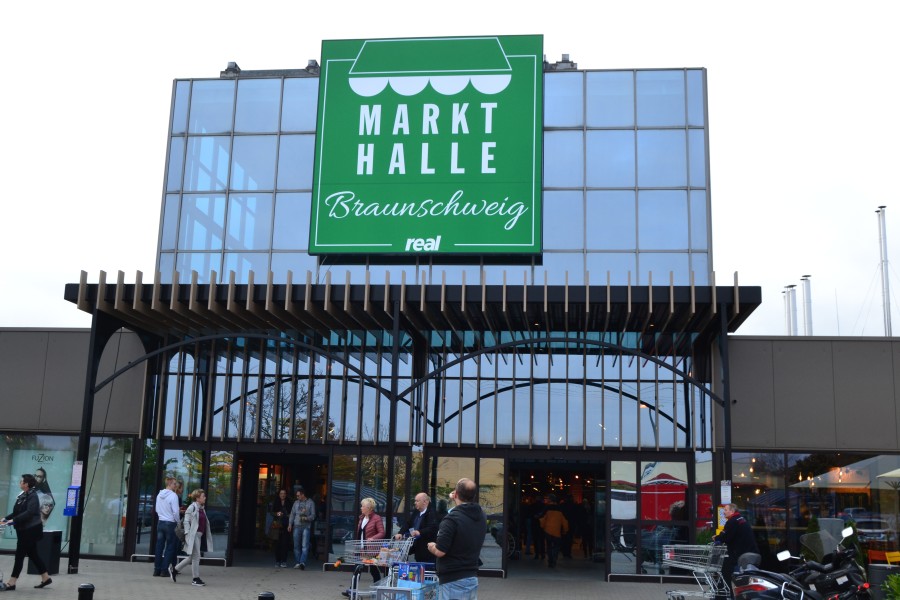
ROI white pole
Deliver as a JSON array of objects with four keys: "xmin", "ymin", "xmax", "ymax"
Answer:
[
  {"xmin": 789, "ymin": 285, "xmax": 798, "ymax": 336},
  {"xmin": 878, "ymin": 206, "xmax": 892, "ymax": 336},
  {"xmin": 801, "ymin": 275, "xmax": 813, "ymax": 335}
]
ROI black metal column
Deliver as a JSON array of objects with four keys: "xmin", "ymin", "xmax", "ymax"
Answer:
[
  {"xmin": 68, "ymin": 310, "xmax": 120, "ymax": 574},
  {"xmin": 718, "ymin": 305, "xmax": 733, "ymax": 482}
]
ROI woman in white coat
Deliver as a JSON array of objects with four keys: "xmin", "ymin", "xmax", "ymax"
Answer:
[{"xmin": 174, "ymin": 489, "xmax": 213, "ymax": 586}]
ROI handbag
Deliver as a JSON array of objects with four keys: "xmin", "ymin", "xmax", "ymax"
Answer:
[{"xmin": 175, "ymin": 518, "xmax": 186, "ymax": 542}]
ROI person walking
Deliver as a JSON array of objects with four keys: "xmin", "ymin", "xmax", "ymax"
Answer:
[
  {"xmin": 426, "ymin": 478, "xmax": 486, "ymax": 600},
  {"xmin": 539, "ymin": 494, "xmax": 569, "ymax": 568},
  {"xmin": 0, "ymin": 474, "xmax": 53, "ymax": 590},
  {"xmin": 269, "ymin": 489, "xmax": 292, "ymax": 567},
  {"xmin": 714, "ymin": 503, "xmax": 758, "ymax": 597},
  {"xmin": 154, "ymin": 476, "xmax": 181, "ymax": 580},
  {"xmin": 173, "ymin": 489, "xmax": 213, "ymax": 587},
  {"xmin": 394, "ymin": 492, "xmax": 439, "ymax": 563},
  {"xmin": 288, "ymin": 486, "xmax": 315, "ymax": 569},
  {"xmin": 341, "ymin": 497, "xmax": 386, "ymax": 597}
]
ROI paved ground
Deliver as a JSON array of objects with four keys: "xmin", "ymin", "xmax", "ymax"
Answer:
[{"xmin": 0, "ymin": 558, "xmax": 676, "ymax": 600}]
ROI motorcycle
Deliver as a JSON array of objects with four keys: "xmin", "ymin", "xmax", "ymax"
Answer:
[{"xmin": 732, "ymin": 526, "xmax": 870, "ymax": 600}]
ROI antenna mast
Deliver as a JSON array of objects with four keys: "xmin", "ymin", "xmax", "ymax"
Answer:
[{"xmin": 877, "ymin": 206, "xmax": 892, "ymax": 336}]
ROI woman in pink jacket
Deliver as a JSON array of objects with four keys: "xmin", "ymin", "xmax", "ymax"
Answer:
[{"xmin": 342, "ymin": 497, "xmax": 386, "ymax": 597}]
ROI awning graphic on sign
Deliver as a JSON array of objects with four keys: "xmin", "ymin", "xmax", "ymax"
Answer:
[{"xmin": 348, "ymin": 37, "xmax": 513, "ymax": 97}]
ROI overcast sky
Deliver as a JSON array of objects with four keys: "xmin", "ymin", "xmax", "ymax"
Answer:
[{"xmin": 2, "ymin": 1, "xmax": 898, "ymax": 336}]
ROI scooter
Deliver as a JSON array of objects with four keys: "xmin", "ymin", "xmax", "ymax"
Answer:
[{"xmin": 732, "ymin": 527, "xmax": 870, "ymax": 600}]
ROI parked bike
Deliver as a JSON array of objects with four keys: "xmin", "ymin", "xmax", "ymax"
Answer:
[{"xmin": 732, "ymin": 527, "xmax": 870, "ymax": 600}]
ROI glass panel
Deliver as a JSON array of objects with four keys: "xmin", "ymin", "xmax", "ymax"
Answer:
[
  {"xmin": 544, "ymin": 191, "xmax": 583, "ymax": 249},
  {"xmin": 690, "ymin": 190, "xmax": 709, "ymax": 251},
  {"xmin": 235, "ymin": 78, "xmax": 281, "ymax": 133},
  {"xmin": 544, "ymin": 72, "xmax": 583, "ymax": 127},
  {"xmin": 361, "ymin": 454, "xmax": 390, "ymax": 514},
  {"xmin": 586, "ymin": 71, "xmax": 634, "ymax": 127},
  {"xmin": 188, "ymin": 79, "xmax": 235, "ymax": 134},
  {"xmin": 586, "ymin": 252, "xmax": 636, "ymax": 284},
  {"xmin": 610, "ymin": 460, "xmax": 637, "ymax": 574},
  {"xmin": 696, "ymin": 452, "xmax": 715, "ymax": 543},
  {"xmin": 390, "ymin": 456, "xmax": 407, "ymax": 536},
  {"xmin": 535, "ymin": 253, "xmax": 584, "ymax": 285},
  {"xmin": 231, "ymin": 135, "xmax": 277, "ymax": 191},
  {"xmin": 222, "ymin": 253, "xmax": 268, "ymax": 284},
  {"xmin": 206, "ymin": 450, "xmax": 233, "ymax": 559},
  {"xmin": 278, "ymin": 134, "xmax": 316, "ymax": 190},
  {"xmin": 637, "ymin": 190, "xmax": 689, "ymax": 250},
  {"xmin": 636, "ymin": 70, "xmax": 685, "ymax": 127},
  {"xmin": 175, "ymin": 253, "xmax": 220, "ymax": 284},
  {"xmin": 178, "ymin": 193, "xmax": 226, "ymax": 251},
  {"xmin": 543, "ymin": 131, "xmax": 584, "ymax": 188},
  {"xmin": 135, "ymin": 439, "xmax": 158, "ymax": 556},
  {"xmin": 479, "ymin": 457, "xmax": 505, "ymax": 569},
  {"xmin": 166, "ymin": 137, "xmax": 185, "ymax": 192},
  {"xmin": 158, "ymin": 252, "xmax": 175, "ymax": 283},
  {"xmin": 686, "ymin": 70, "xmax": 705, "ymax": 127},
  {"xmin": 270, "ymin": 252, "xmax": 318, "ymax": 282},
  {"xmin": 431, "ymin": 456, "xmax": 476, "ymax": 519},
  {"xmin": 184, "ymin": 136, "xmax": 231, "ymax": 192},
  {"xmin": 638, "ymin": 253, "xmax": 690, "ymax": 286},
  {"xmin": 639, "ymin": 460, "xmax": 688, "ymax": 574},
  {"xmin": 586, "ymin": 190, "xmax": 635, "ymax": 250},
  {"xmin": 636, "ymin": 130, "xmax": 687, "ymax": 187},
  {"xmin": 160, "ymin": 194, "xmax": 180, "ymax": 251},
  {"xmin": 172, "ymin": 80, "xmax": 190, "ymax": 134},
  {"xmin": 163, "ymin": 448, "xmax": 205, "ymax": 513},
  {"xmin": 691, "ymin": 253, "xmax": 709, "ymax": 285},
  {"xmin": 586, "ymin": 130, "xmax": 635, "ymax": 188},
  {"xmin": 330, "ymin": 452, "xmax": 358, "ymax": 560},
  {"xmin": 688, "ymin": 129, "xmax": 707, "ymax": 188},
  {"xmin": 282, "ymin": 78, "xmax": 319, "ymax": 132},
  {"xmin": 226, "ymin": 193, "xmax": 274, "ymax": 251},
  {"xmin": 273, "ymin": 192, "xmax": 311, "ymax": 250}
]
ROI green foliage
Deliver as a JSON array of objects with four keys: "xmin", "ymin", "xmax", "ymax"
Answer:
[
  {"xmin": 696, "ymin": 528, "xmax": 714, "ymax": 545},
  {"xmin": 883, "ymin": 573, "xmax": 900, "ymax": 600}
]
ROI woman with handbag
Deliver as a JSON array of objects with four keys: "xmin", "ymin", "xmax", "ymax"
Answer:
[
  {"xmin": 269, "ymin": 489, "xmax": 292, "ymax": 567},
  {"xmin": 0, "ymin": 474, "xmax": 53, "ymax": 590},
  {"xmin": 174, "ymin": 489, "xmax": 213, "ymax": 587}
]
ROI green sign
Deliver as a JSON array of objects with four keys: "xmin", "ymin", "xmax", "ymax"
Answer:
[{"xmin": 309, "ymin": 35, "xmax": 543, "ymax": 255}]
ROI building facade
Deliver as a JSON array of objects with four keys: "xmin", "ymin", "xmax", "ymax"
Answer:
[{"xmin": 4, "ymin": 36, "xmax": 898, "ymax": 582}]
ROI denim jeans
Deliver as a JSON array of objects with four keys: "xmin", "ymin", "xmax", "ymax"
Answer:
[
  {"xmin": 154, "ymin": 520, "xmax": 178, "ymax": 573},
  {"xmin": 292, "ymin": 525, "xmax": 311, "ymax": 565},
  {"xmin": 439, "ymin": 576, "xmax": 478, "ymax": 600}
]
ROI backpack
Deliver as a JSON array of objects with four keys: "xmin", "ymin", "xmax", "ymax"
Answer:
[{"xmin": 175, "ymin": 517, "xmax": 186, "ymax": 542}]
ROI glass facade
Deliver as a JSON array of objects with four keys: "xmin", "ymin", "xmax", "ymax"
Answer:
[{"xmin": 157, "ymin": 69, "xmax": 710, "ymax": 286}]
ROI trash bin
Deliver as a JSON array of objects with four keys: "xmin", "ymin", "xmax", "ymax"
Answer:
[
  {"xmin": 868, "ymin": 563, "xmax": 899, "ymax": 600},
  {"xmin": 28, "ymin": 530, "xmax": 61, "ymax": 575}
]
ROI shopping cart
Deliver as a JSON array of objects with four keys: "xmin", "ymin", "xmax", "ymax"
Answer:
[
  {"xmin": 374, "ymin": 565, "xmax": 439, "ymax": 600},
  {"xmin": 343, "ymin": 539, "xmax": 414, "ymax": 599},
  {"xmin": 661, "ymin": 544, "xmax": 728, "ymax": 600}
]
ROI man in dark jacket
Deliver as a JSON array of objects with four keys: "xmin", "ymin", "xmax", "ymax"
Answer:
[
  {"xmin": 427, "ymin": 478, "xmax": 486, "ymax": 600},
  {"xmin": 394, "ymin": 492, "xmax": 439, "ymax": 563},
  {"xmin": 715, "ymin": 504, "xmax": 758, "ymax": 596}
]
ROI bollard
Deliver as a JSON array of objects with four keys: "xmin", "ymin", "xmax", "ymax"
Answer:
[
  {"xmin": 258, "ymin": 593, "xmax": 275, "ymax": 600},
  {"xmin": 78, "ymin": 583, "xmax": 95, "ymax": 600}
]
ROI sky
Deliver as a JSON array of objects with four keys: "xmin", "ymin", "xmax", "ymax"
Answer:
[{"xmin": 2, "ymin": 1, "xmax": 899, "ymax": 336}]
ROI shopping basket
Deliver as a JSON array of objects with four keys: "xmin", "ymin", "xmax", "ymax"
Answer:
[
  {"xmin": 661, "ymin": 544, "xmax": 727, "ymax": 573},
  {"xmin": 344, "ymin": 538, "xmax": 414, "ymax": 568}
]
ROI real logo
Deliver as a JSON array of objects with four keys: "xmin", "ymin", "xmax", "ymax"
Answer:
[{"xmin": 405, "ymin": 236, "xmax": 441, "ymax": 252}]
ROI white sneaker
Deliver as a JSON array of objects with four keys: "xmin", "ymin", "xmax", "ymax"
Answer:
[{"xmin": 293, "ymin": 563, "xmax": 301, "ymax": 569}]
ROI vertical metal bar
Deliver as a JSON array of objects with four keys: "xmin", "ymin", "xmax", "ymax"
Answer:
[
  {"xmin": 493, "ymin": 348, "xmax": 499, "ymax": 448},
  {"xmin": 290, "ymin": 345, "xmax": 299, "ymax": 442},
  {"xmin": 221, "ymin": 340, "xmax": 234, "ymax": 441},
  {"xmin": 457, "ymin": 335, "xmax": 464, "ymax": 447},
  {"xmin": 475, "ymin": 348, "xmax": 481, "ymax": 448}
]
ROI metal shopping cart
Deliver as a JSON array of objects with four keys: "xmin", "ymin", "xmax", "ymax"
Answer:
[
  {"xmin": 374, "ymin": 565, "xmax": 439, "ymax": 600},
  {"xmin": 343, "ymin": 539, "xmax": 414, "ymax": 599},
  {"xmin": 661, "ymin": 544, "xmax": 728, "ymax": 600}
]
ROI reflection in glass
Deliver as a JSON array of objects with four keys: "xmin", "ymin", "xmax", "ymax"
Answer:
[
  {"xmin": 636, "ymin": 70, "xmax": 685, "ymax": 127},
  {"xmin": 189, "ymin": 80, "xmax": 235, "ymax": 134},
  {"xmin": 160, "ymin": 194, "xmax": 180, "ymax": 251},
  {"xmin": 230, "ymin": 135, "xmax": 277, "ymax": 191},
  {"xmin": 586, "ymin": 252, "xmax": 636, "ymax": 284},
  {"xmin": 535, "ymin": 253, "xmax": 585, "ymax": 285},
  {"xmin": 636, "ymin": 130, "xmax": 687, "ymax": 187},
  {"xmin": 544, "ymin": 72, "xmax": 584, "ymax": 127},
  {"xmin": 172, "ymin": 81, "xmax": 190, "ymax": 134},
  {"xmin": 638, "ymin": 253, "xmax": 690, "ymax": 286},
  {"xmin": 179, "ymin": 194, "xmax": 226, "ymax": 251},
  {"xmin": 235, "ymin": 78, "xmax": 281, "ymax": 133},
  {"xmin": 270, "ymin": 252, "xmax": 319, "ymax": 282},
  {"xmin": 690, "ymin": 191, "xmax": 709, "ymax": 251},
  {"xmin": 638, "ymin": 190, "xmax": 689, "ymax": 250},
  {"xmin": 282, "ymin": 78, "xmax": 319, "ymax": 132},
  {"xmin": 222, "ymin": 252, "xmax": 268, "ymax": 283},
  {"xmin": 587, "ymin": 71, "xmax": 634, "ymax": 127},
  {"xmin": 184, "ymin": 136, "xmax": 231, "ymax": 192},
  {"xmin": 277, "ymin": 135, "xmax": 315, "ymax": 190},
  {"xmin": 226, "ymin": 194, "xmax": 273, "ymax": 251},
  {"xmin": 479, "ymin": 457, "xmax": 506, "ymax": 569},
  {"xmin": 543, "ymin": 131, "xmax": 584, "ymax": 188},
  {"xmin": 586, "ymin": 191, "xmax": 635, "ymax": 250},
  {"xmin": 205, "ymin": 450, "xmax": 233, "ymax": 559},
  {"xmin": 175, "ymin": 252, "xmax": 220, "ymax": 284},
  {"xmin": 610, "ymin": 461, "xmax": 637, "ymax": 574},
  {"xmin": 586, "ymin": 130, "xmax": 635, "ymax": 188},
  {"xmin": 273, "ymin": 193, "xmax": 310, "ymax": 249},
  {"xmin": 544, "ymin": 191, "xmax": 583, "ymax": 249},
  {"xmin": 166, "ymin": 137, "xmax": 185, "ymax": 192}
]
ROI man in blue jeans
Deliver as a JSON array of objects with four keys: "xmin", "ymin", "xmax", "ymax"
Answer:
[
  {"xmin": 153, "ymin": 477, "xmax": 181, "ymax": 580},
  {"xmin": 427, "ymin": 478, "xmax": 487, "ymax": 600},
  {"xmin": 288, "ymin": 486, "xmax": 316, "ymax": 569}
]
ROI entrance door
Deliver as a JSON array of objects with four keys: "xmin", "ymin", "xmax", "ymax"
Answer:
[
  {"xmin": 233, "ymin": 453, "xmax": 328, "ymax": 564},
  {"xmin": 507, "ymin": 461, "xmax": 606, "ymax": 578}
]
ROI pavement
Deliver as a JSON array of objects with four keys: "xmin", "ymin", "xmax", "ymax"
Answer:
[{"xmin": 0, "ymin": 558, "xmax": 676, "ymax": 600}]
